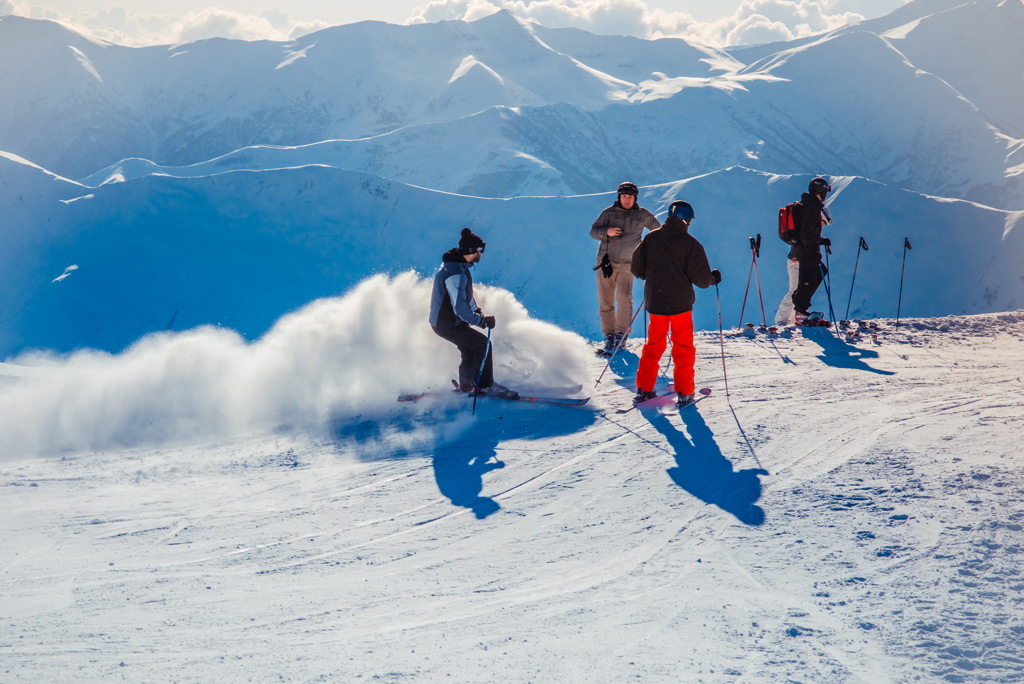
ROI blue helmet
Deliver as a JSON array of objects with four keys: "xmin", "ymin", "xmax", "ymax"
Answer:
[{"xmin": 668, "ymin": 200, "xmax": 694, "ymax": 222}]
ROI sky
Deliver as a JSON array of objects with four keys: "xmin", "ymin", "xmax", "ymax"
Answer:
[{"xmin": 0, "ymin": 0, "xmax": 910, "ymax": 47}]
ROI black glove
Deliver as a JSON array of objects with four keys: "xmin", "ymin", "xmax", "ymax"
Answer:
[
  {"xmin": 819, "ymin": 237, "xmax": 831, "ymax": 247},
  {"xmin": 593, "ymin": 253, "xmax": 613, "ymax": 278},
  {"xmin": 481, "ymin": 315, "xmax": 496, "ymax": 329},
  {"xmin": 711, "ymin": 269, "xmax": 722, "ymax": 285}
]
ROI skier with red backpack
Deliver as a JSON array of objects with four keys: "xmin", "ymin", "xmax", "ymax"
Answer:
[{"xmin": 775, "ymin": 177, "xmax": 833, "ymax": 326}]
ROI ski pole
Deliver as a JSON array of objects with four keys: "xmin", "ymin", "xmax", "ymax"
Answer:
[
  {"xmin": 819, "ymin": 249, "xmax": 839, "ymax": 336},
  {"xmin": 896, "ymin": 237, "xmax": 912, "ymax": 330},
  {"xmin": 715, "ymin": 282, "xmax": 730, "ymax": 400},
  {"xmin": 658, "ymin": 342, "xmax": 673, "ymax": 383},
  {"xmin": 737, "ymin": 237, "xmax": 755, "ymax": 329},
  {"xmin": 751, "ymin": 234, "xmax": 767, "ymax": 327},
  {"xmin": 472, "ymin": 327, "xmax": 492, "ymax": 415},
  {"xmin": 595, "ymin": 298, "xmax": 646, "ymax": 387},
  {"xmin": 844, "ymin": 237, "xmax": 868, "ymax": 321}
]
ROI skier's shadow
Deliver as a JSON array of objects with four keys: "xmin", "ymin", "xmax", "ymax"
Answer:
[
  {"xmin": 432, "ymin": 438, "xmax": 505, "ymax": 519},
  {"xmin": 646, "ymin": 408, "xmax": 768, "ymax": 526},
  {"xmin": 609, "ymin": 347, "xmax": 640, "ymax": 390},
  {"xmin": 431, "ymin": 403, "xmax": 597, "ymax": 519},
  {"xmin": 803, "ymin": 329, "xmax": 894, "ymax": 375}
]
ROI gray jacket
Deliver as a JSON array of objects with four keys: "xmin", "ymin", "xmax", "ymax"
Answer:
[
  {"xmin": 429, "ymin": 248, "xmax": 484, "ymax": 332},
  {"xmin": 590, "ymin": 201, "xmax": 661, "ymax": 265}
]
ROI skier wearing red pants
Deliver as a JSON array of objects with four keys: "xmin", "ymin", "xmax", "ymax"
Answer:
[{"xmin": 630, "ymin": 200, "xmax": 720, "ymax": 407}]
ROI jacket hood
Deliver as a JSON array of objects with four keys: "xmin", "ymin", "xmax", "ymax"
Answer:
[
  {"xmin": 442, "ymin": 248, "xmax": 468, "ymax": 263},
  {"xmin": 662, "ymin": 215, "xmax": 691, "ymax": 233},
  {"xmin": 801, "ymin": 192, "xmax": 823, "ymax": 207}
]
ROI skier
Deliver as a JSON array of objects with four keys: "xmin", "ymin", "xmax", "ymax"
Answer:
[
  {"xmin": 590, "ymin": 181, "xmax": 661, "ymax": 354},
  {"xmin": 429, "ymin": 228, "xmax": 517, "ymax": 399},
  {"xmin": 775, "ymin": 177, "xmax": 833, "ymax": 326},
  {"xmin": 630, "ymin": 200, "xmax": 720, "ymax": 407}
]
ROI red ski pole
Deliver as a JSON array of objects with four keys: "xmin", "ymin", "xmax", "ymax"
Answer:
[
  {"xmin": 751, "ymin": 234, "xmax": 767, "ymax": 328},
  {"xmin": 738, "ymin": 253, "xmax": 755, "ymax": 329}
]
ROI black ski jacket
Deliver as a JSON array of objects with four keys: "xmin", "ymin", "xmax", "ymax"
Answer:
[
  {"xmin": 630, "ymin": 216, "xmax": 714, "ymax": 316},
  {"xmin": 789, "ymin": 192, "xmax": 828, "ymax": 262}
]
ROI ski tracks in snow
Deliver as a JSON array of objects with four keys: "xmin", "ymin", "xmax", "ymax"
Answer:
[{"xmin": 3, "ymin": 312, "xmax": 1024, "ymax": 682}]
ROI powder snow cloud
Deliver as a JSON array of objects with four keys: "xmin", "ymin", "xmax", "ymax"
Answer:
[{"xmin": 0, "ymin": 273, "xmax": 590, "ymax": 457}]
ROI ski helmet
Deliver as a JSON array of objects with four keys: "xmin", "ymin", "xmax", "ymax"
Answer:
[
  {"xmin": 809, "ymin": 177, "xmax": 832, "ymax": 198},
  {"xmin": 617, "ymin": 181, "xmax": 639, "ymax": 196},
  {"xmin": 668, "ymin": 200, "xmax": 694, "ymax": 222}
]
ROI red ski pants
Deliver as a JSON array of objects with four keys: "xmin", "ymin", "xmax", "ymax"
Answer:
[{"xmin": 636, "ymin": 311, "xmax": 695, "ymax": 395}]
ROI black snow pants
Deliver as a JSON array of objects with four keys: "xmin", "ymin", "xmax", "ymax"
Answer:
[
  {"xmin": 792, "ymin": 259, "xmax": 826, "ymax": 314},
  {"xmin": 432, "ymin": 323, "xmax": 493, "ymax": 389}
]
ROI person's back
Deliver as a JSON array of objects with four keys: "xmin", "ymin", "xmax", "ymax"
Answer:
[
  {"xmin": 633, "ymin": 215, "xmax": 713, "ymax": 316},
  {"xmin": 630, "ymin": 201, "xmax": 719, "ymax": 407}
]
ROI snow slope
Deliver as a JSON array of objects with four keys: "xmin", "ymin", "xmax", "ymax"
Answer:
[
  {"xmin": 2, "ymin": 153, "xmax": 1021, "ymax": 358},
  {"xmin": 3, "ymin": 308, "xmax": 1023, "ymax": 681}
]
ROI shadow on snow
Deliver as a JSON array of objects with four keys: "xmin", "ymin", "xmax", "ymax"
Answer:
[
  {"xmin": 430, "ymin": 400, "xmax": 598, "ymax": 518},
  {"xmin": 646, "ymin": 405, "xmax": 768, "ymax": 526},
  {"xmin": 802, "ymin": 328, "xmax": 894, "ymax": 375}
]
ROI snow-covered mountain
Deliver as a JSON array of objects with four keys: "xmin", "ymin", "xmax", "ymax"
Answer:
[
  {"xmin": 4, "ymin": 4, "xmax": 1024, "ymax": 677},
  {"xmin": 0, "ymin": 11, "xmax": 724, "ymax": 180},
  {"xmin": 2, "ymin": 1, "xmax": 1022, "ymax": 205},
  {"xmin": 1, "ymin": 0, "xmax": 1023, "ymax": 359},
  {"xmin": 2, "ymin": 149, "xmax": 1020, "ymax": 358}
]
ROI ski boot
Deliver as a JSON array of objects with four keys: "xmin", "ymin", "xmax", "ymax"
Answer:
[
  {"xmin": 481, "ymin": 383, "xmax": 519, "ymax": 400},
  {"xmin": 633, "ymin": 389, "xmax": 658, "ymax": 405}
]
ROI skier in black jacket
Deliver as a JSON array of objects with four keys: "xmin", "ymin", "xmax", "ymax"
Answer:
[
  {"xmin": 429, "ymin": 228, "xmax": 517, "ymax": 399},
  {"xmin": 778, "ymin": 177, "xmax": 833, "ymax": 326},
  {"xmin": 630, "ymin": 200, "xmax": 720, "ymax": 407}
]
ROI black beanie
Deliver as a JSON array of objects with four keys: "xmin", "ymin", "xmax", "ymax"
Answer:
[{"xmin": 458, "ymin": 228, "xmax": 486, "ymax": 254}]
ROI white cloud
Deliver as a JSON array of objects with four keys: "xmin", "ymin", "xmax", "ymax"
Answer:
[
  {"xmin": 287, "ymin": 18, "xmax": 330, "ymax": 40},
  {"xmin": 176, "ymin": 7, "xmax": 280, "ymax": 42},
  {"xmin": 5, "ymin": 0, "xmax": 873, "ymax": 47},
  {"xmin": 4, "ymin": 4, "xmax": 323, "ymax": 46},
  {"xmin": 408, "ymin": 0, "xmax": 867, "ymax": 46}
]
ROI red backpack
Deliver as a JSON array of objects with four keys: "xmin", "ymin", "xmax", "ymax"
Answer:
[{"xmin": 778, "ymin": 202, "xmax": 803, "ymax": 245}]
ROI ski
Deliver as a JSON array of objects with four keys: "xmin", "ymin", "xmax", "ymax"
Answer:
[
  {"xmin": 658, "ymin": 387, "xmax": 713, "ymax": 414},
  {"xmin": 617, "ymin": 386, "xmax": 711, "ymax": 414},
  {"xmin": 508, "ymin": 395, "xmax": 590, "ymax": 407},
  {"xmin": 397, "ymin": 390, "xmax": 589, "ymax": 407}
]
